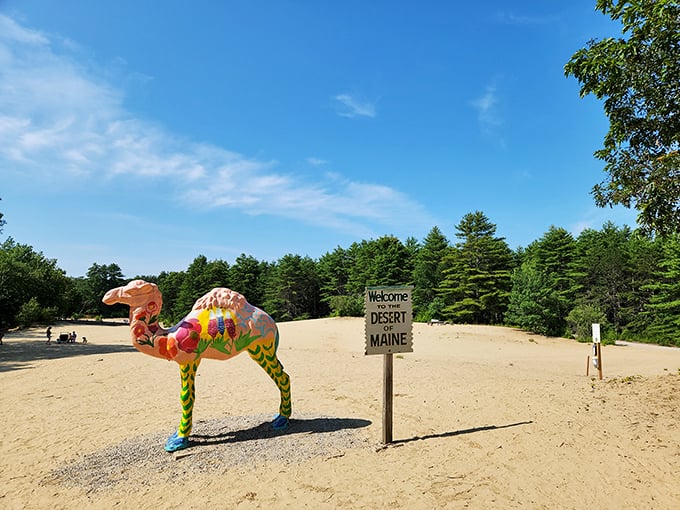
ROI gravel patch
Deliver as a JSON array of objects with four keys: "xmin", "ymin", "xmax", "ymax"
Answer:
[{"xmin": 46, "ymin": 413, "xmax": 373, "ymax": 492}]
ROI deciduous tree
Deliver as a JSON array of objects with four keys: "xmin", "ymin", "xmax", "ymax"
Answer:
[{"xmin": 565, "ymin": 0, "xmax": 680, "ymax": 234}]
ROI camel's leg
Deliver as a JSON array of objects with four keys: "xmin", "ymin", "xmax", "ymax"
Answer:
[
  {"xmin": 164, "ymin": 360, "xmax": 201, "ymax": 452},
  {"xmin": 248, "ymin": 339, "xmax": 291, "ymax": 430}
]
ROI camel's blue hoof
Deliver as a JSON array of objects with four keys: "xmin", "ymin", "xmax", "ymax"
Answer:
[
  {"xmin": 164, "ymin": 431, "xmax": 190, "ymax": 452},
  {"xmin": 272, "ymin": 414, "xmax": 289, "ymax": 430}
]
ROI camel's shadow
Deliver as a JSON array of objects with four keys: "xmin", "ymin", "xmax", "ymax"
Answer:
[{"xmin": 189, "ymin": 416, "xmax": 371, "ymax": 447}]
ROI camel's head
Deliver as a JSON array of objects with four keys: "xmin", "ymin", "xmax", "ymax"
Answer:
[{"xmin": 102, "ymin": 280, "xmax": 161, "ymax": 309}]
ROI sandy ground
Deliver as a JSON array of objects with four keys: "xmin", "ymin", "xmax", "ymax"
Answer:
[{"xmin": 1, "ymin": 318, "xmax": 679, "ymax": 509}]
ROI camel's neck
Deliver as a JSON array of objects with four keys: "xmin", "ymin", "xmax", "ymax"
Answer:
[{"xmin": 129, "ymin": 300, "xmax": 166, "ymax": 351}]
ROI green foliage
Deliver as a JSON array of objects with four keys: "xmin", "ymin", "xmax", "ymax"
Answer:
[
  {"xmin": 4, "ymin": 198, "xmax": 680, "ymax": 348},
  {"xmin": 316, "ymin": 246, "xmax": 351, "ymax": 318},
  {"xmin": 157, "ymin": 270, "xmax": 185, "ymax": 325},
  {"xmin": 565, "ymin": 0, "xmax": 680, "ymax": 235},
  {"xmin": 264, "ymin": 254, "xmax": 321, "ymax": 322},
  {"xmin": 229, "ymin": 254, "xmax": 269, "ymax": 308},
  {"xmin": 412, "ymin": 226, "xmax": 449, "ymax": 317},
  {"xmin": 414, "ymin": 297, "xmax": 445, "ymax": 323},
  {"xmin": 566, "ymin": 304, "xmax": 608, "ymax": 342},
  {"xmin": 621, "ymin": 232, "xmax": 664, "ymax": 335},
  {"xmin": 16, "ymin": 298, "xmax": 42, "ymax": 327},
  {"xmin": 506, "ymin": 227, "xmax": 577, "ymax": 336},
  {"xmin": 168, "ymin": 255, "xmax": 230, "ymax": 323},
  {"xmin": 640, "ymin": 236, "xmax": 680, "ymax": 345},
  {"xmin": 438, "ymin": 212, "xmax": 513, "ymax": 324},
  {"xmin": 16, "ymin": 297, "xmax": 57, "ymax": 328},
  {"xmin": 327, "ymin": 294, "xmax": 364, "ymax": 317},
  {"xmin": 571, "ymin": 223, "xmax": 635, "ymax": 332},
  {"xmin": 0, "ymin": 238, "xmax": 70, "ymax": 330},
  {"xmin": 346, "ymin": 236, "xmax": 414, "ymax": 294},
  {"xmin": 84, "ymin": 263, "xmax": 126, "ymax": 317},
  {"xmin": 506, "ymin": 261, "xmax": 562, "ymax": 336}
]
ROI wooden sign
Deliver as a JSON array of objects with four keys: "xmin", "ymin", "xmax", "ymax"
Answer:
[{"xmin": 364, "ymin": 286, "xmax": 413, "ymax": 355}]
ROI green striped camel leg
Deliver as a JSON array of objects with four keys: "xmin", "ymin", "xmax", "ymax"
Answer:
[
  {"xmin": 248, "ymin": 340, "xmax": 291, "ymax": 430},
  {"xmin": 164, "ymin": 360, "xmax": 201, "ymax": 452}
]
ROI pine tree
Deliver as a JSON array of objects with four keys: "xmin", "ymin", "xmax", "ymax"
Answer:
[
  {"xmin": 317, "ymin": 246, "xmax": 353, "ymax": 316},
  {"xmin": 229, "ymin": 253, "xmax": 269, "ymax": 307},
  {"xmin": 622, "ymin": 233, "xmax": 663, "ymax": 337},
  {"xmin": 642, "ymin": 236, "xmax": 680, "ymax": 346},
  {"xmin": 505, "ymin": 260, "xmax": 562, "ymax": 336},
  {"xmin": 571, "ymin": 223, "xmax": 633, "ymax": 333},
  {"xmin": 173, "ymin": 255, "xmax": 230, "ymax": 319},
  {"xmin": 506, "ymin": 226, "xmax": 576, "ymax": 335},
  {"xmin": 412, "ymin": 226, "xmax": 450, "ymax": 318},
  {"xmin": 264, "ymin": 254, "xmax": 320, "ymax": 321},
  {"xmin": 347, "ymin": 236, "xmax": 413, "ymax": 294},
  {"xmin": 438, "ymin": 212, "xmax": 513, "ymax": 324}
]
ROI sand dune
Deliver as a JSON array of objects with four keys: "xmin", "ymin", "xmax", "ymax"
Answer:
[{"xmin": 1, "ymin": 318, "xmax": 678, "ymax": 509}]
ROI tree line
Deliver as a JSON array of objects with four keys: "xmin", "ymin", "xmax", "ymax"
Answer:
[{"xmin": 2, "ymin": 210, "xmax": 679, "ymax": 346}]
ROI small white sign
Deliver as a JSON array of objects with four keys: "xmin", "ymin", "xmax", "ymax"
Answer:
[{"xmin": 592, "ymin": 323, "xmax": 601, "ymax": 344}]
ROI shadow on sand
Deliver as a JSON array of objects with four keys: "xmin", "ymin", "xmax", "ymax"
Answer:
[
  {"xmin": 190, "ymin": 416, "xmax": 372, "ymax": 448},
  {"xmin": 391, "ymin": 420, "xmax": 534, "ymax": 445}
]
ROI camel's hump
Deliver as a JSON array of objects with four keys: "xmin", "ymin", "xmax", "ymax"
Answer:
[{"xmin": 191, "ymin": 287, "xmax": 249, "ymax": 311}]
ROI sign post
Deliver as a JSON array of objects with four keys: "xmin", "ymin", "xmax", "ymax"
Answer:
[
  {"xmin": 586, "ymin": 323, "xmax": 603, "ymax": 380},
  {"xmin": 364, "ymin": 285, "xmax": 413, "ymax": 444},
  {"xmin": 382, "ymin": 353, "xmax": 393, "ymax": 444}
]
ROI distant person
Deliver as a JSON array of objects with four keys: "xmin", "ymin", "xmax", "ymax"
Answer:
[
  {"xmin": 70, "ymin": 331, "xmax": 77, "ymax": 343},
  {"xmin": 82, "ymin": 336, "xmax": 87, "ymax": 344},
  {"xmin": 46, "ymin": 326, "xmax": 52, "ymax": 345}
]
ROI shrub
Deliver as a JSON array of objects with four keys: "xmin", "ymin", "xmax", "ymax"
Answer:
[
  {"xmin": 16, "ymin": 298, "xmax": 58, "ymax": 328},
  {"xmin": 16, "ymin": 298, "xmax": 42, "ymax": 328},
  {"xmin": 328, "ymin": 294, "xmax": 364, "ymax": 317},
  {"xmin": 566, "ymin": 304, "xmax": 608, "ymax": 342},
  {"xmin": 415, "ymin": 297, "xmax": 445, "ymax": 323}
]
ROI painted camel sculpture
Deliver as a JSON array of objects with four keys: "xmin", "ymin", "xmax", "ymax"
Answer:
[{"xmin": 102, "ymin": 279, "xmax": 291, "ymax": 452}]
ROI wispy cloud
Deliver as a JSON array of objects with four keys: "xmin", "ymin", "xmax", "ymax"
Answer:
[
  {"xmin": 471, "ymin": 83, "xmax": 502, "ymax": 133},
  {"xmin": 306, "ymin": 157, "xmax": 327, "ymax": 166},
  {"xmin": 333, "ymin": 93, "xmax": 376, "ymax": 118},
  {"xmin": 496, "ymin": 11, "xmax": 557, "ymax": 26},
  {"xmin": 0, "ymin": 14, "xmax": 431, "ymax": 237}
]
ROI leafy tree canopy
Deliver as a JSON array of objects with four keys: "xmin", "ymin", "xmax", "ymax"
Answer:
[
  {"xmin": 565, "ymin": 0, "xmax": 680, "ymax": 235},
  {"xmin": 0, "ymin": 238, "xmax": 69, "ymax": 329}
]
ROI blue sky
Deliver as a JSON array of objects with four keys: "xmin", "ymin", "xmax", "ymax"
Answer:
[{"xmin": 1, "ymin": 1, "xmax": 637, "ymax": 278}]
